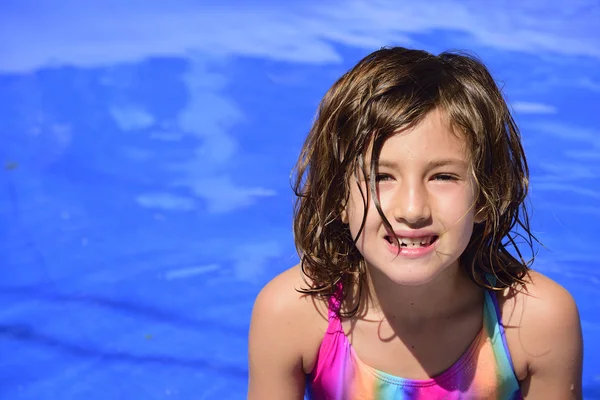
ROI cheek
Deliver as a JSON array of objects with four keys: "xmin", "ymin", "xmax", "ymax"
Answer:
[
  {"xmin": 441, "ymin": 180, "xmax": 476, "ymax": 204},
  {"xmin": 433, "ymin": 187, "xmax": 477, "ymax": 223},
  {"xmin": 347, "ymin": 183, "xmax": 371, "ymax": 217}
]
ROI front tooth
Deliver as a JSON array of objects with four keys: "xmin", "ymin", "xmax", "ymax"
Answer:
[
  {"xmin": 399, "ymin": 236, "xmax": 431, "ymax": 247},
  {"xmin": 406, "ymin": 238, "xmax": 419, "ymax": 247}
]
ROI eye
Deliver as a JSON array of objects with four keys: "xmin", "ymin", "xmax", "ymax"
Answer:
[
  {"xmin": 432, "ymin": 174, "xmax": 458, "ymax": 182},
  {"xmin": 375, "ymin": 174, "xmax": 394, "ymax": 182}
]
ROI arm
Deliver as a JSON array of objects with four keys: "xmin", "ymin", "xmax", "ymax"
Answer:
[
  {"xmin": 519, "ymin": 273, "xmax": 584, "ymax": 399},
  {"xmin": 247, "ymin": 271, "xmax": 308, "ymax": 400}
]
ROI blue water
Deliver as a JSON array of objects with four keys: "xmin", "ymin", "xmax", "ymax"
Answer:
[{"xmin": 1, "ymin": 3, "xmax": 599, "ymax": 399}]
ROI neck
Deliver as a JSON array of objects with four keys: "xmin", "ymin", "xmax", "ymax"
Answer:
[{"xmin": 357, "ymin": 262, "xmax": 482, "ymax": 327}]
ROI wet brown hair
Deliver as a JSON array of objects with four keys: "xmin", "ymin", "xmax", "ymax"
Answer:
[{"xmin": 292, "ymin": 47, "xmax": 536, "ymax": 314}]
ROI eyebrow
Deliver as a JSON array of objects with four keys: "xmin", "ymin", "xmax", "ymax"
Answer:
[{"xmin": 377, "ymin": 158, "xmax": 468, "ymax": 169}]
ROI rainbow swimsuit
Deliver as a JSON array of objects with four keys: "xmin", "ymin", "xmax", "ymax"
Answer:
[{"xmin": 305, "ymin": 284, "xmax": 522, "ymax": 399}]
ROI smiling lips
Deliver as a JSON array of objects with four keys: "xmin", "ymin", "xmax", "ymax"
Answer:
[
  {"xmin": 385, "ymin": 235, "xmax": 438, "ymax": 247},
  {"xmin": 384, "ymin": 234, "xmax": 439, "ymax": 258}
]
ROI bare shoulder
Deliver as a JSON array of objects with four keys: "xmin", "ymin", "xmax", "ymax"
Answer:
[
  {"xmin": 251, "ymin": 264, "xmax": 329, "ymax": 330},
  {"xmin": 500, "ymin": 269, "xmax": 579, "ymax": 317},
  {"xmin": 500, "ymin": 270, "xmax": 581, "ymax": 341},
  {"xmin": 249, "ymin": 264, "xmax": 328, "ymax": 373},
  {"xmin": 499, "ymin": 270, "xmax": 583, "ymax": 398}
]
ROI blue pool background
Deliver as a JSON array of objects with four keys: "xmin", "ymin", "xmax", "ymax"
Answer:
[{"xmin": 1, "ymin": 1, "xmax": 599, "ymax": 399}]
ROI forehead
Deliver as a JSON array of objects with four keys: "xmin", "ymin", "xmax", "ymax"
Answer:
[{"xmin": 378, "ymin": 109, "xmax": 469, "ymax": 164}]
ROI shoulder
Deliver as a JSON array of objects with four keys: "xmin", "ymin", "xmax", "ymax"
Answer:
[
  {"xmin": 500, "ymin": 270, "xmax": 581, "ymax": 350},
  {"xmin": 499, "ymin": 270, "xmax": 583, "ymax": 397},
  {"xmin": 251, "ymin": 264, "xmax": 329, "ymax": 328},
  {"xmin": 249, "ymin": 264, "xmax": 329, "ymax": 373}
]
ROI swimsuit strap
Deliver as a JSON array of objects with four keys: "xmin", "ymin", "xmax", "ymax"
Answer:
[{"xmin": 327, "ymin": 281, "xmax": 344, "ymax": 321}]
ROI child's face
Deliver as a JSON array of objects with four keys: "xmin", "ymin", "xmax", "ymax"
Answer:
[{"xmin": 344, "ymin": 108, "xmax": 480, "ymax": 286}]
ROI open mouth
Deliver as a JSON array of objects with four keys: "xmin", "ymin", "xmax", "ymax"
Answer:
[{"xmin": 384, "ymin": 235, "xmax": 439, "ymax": 248}]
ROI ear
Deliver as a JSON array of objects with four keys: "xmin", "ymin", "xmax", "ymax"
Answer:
[
  {"xmin": 474, "ymin": 208, "xmax": 486, "ymax": 225},
  {"xmin": 341, "ymin": 208, "xmax": 349, "ymax": 224}
]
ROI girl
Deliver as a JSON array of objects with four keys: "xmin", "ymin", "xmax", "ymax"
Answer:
[{"xmin": 248, "ymin": 47, "xmax": 583, "ymax": 399}]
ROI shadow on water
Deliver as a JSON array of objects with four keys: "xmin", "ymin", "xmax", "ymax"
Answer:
[
  {"xmin": 1, "ymin": 175, "xmax": 254, "ymax": 382},
  {"xmin": 0, "ymin": 323, "xmax": 248, "ymax": 378},
  {"xmin": 0, "ymin": 285, "xmax": 251, "ymax": 337},
  {"xmin": 0, "ymin": 284, "xmax": 255, "ymax": 381}
]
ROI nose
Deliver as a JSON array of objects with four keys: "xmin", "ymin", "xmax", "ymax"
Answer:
[{"xmin": 391, "ymin": 179, "xmax": 431, "ymax": 225}]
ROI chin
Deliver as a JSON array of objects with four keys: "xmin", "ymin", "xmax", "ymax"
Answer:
[
  {"xmin": 372, "ymin": 263, "xmax": 447, "ymax": 287},
  {"xmin": 367, "ymin": 251, "xmax": 461, "ymax": 287}
]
